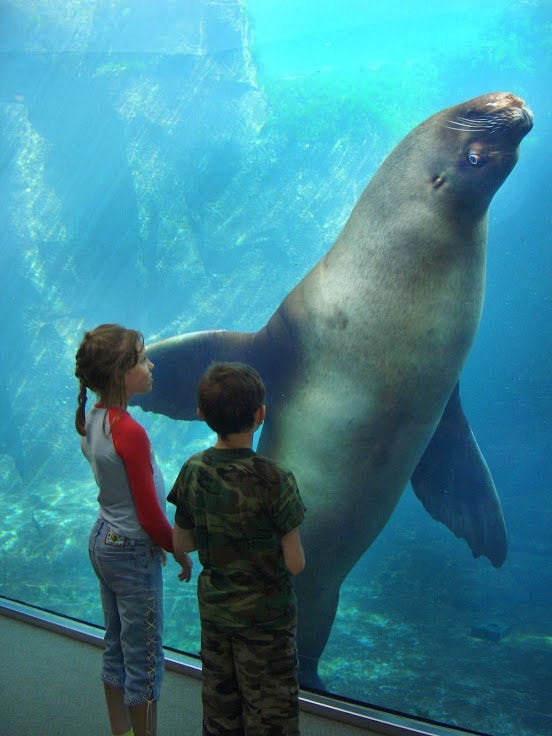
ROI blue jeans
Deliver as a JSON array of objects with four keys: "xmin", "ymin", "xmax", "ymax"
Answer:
[{"xmin": 88, "ymin": 518, "xmax": 164, "ymax": 705}]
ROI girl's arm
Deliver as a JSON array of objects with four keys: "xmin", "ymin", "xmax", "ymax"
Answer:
[{"xmin": 111, "ymin": 410, "xmax": 174, "ymax": 551}]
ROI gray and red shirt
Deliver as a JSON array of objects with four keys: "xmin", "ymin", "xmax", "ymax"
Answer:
[{"xmin": 82, "ymin": 404, "xmax": 173, "ymax": 551}]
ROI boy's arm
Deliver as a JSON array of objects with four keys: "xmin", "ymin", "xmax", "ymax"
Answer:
[
  {"xmin": 173, "ymin": 523, "xmax": 197, "ymax": 555},
  {"xmin": 172, "ymin": 524, "xmax": 196, "ymax": 582},
  {"xmin": 281, "ymin": 527, "xmax": 305, "ymax": 575}
]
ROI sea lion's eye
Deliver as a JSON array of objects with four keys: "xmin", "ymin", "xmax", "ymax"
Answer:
[{"xmin": 467, "ymin": 151, "xmax": 483, "ymax": 166}]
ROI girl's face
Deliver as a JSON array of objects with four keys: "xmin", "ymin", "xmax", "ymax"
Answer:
[{"xmin": 124, "ymin": 343, "xmax": 154, "ymax": 400}]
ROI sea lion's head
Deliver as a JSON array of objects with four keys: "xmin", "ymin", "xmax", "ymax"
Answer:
[{"xmin": 425, "ymin": 92, "xmax": 533, "ymax": 219}]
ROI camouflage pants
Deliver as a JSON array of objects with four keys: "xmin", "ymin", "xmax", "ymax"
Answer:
[{"xmin": 201, "ymin": 620, "xmax": 300, "ymax": 736}]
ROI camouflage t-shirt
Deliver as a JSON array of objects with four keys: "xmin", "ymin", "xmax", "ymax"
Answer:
[{"xmin": 168, "ymin": 447, "xmax": 306, "ymax": 630}]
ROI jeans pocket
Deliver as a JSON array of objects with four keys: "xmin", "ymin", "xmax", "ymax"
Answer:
[{"xmin": 96, "ymin": 546, "xmax": 142, "ymax": 596}]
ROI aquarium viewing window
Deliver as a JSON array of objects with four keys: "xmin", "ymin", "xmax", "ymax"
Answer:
[{"xmin": 0, "ymin": 2, "xmax": 550, "ymax": 736}]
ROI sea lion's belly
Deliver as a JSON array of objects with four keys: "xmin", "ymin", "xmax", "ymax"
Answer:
[
  {"xmin": 266, "ymin": 371, "xmax": 433, "ymax": 569},
  {"xmin": 267, "ymin": 255, "xmax": 485, "ymax": 541}
]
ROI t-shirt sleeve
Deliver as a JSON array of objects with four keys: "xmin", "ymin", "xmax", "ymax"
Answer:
[
  {"xmin": 167, "ymin": 463, "xmax": 195, "ymax": 530},
  {"xmin": 111, "ymin": 411, "xmax": 174, "ymax": 551},
  {"xmin": 273, "ymin": 469, "xmax": 306, "ymax": 537}
]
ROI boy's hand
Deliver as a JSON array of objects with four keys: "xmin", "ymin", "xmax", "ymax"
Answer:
[{"xmin": 175, "ymin": 551, "xmax": 193, "ymax": 582}]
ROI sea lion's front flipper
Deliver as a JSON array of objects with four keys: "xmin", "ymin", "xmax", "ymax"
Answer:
[
  {"xmin": 410, "ymin": 382, "xmax": 507, "ymax": 568},
  {"xmin": 132, "ymin": 330, "xmax": 256, "ymax": 419},
  {"xmin": 132, "ymin": 309, "xmax": 294, "ymax": 419}
]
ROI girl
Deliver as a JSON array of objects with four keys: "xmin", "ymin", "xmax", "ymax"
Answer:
[{"xmin": 75, "ymin": 324, "xmax": 191, "ymax": 736}]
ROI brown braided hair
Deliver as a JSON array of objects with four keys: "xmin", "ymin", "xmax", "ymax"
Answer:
[{"xmin": 74, "ymin": 324, "xmax": 144, "ymax": 436}]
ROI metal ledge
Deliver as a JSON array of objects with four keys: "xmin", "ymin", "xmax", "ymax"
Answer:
[{"xmin": 0, "ymin": 596, "xmax": 488, "ymax": 736}]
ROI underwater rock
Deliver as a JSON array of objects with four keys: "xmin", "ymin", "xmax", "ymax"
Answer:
[{"xmin": 469, "ymin": 622, "xmax": 509, "ymax": 642}]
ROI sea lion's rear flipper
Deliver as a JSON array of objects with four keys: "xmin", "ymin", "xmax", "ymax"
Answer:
[{"xmin": 411, "ymin": 382, "xmax": 507, "ymax": 567}]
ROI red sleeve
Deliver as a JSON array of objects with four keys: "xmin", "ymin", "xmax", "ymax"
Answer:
[{"xmin": 110, "ymin": 410, "xmax": 174, "ymax": 552}]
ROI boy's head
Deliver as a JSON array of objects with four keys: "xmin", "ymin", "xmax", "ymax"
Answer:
[{"xmin": 197, "ymin": 362, "xmax": 266, "ymax": 439}]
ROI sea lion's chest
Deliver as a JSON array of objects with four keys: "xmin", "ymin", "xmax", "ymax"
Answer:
[{"xmin": 289, "ymin": 227, "xmax": 487, "ymax": 395}]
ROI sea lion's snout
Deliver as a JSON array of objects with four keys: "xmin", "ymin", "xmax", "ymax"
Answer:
[
  {"xmin": 520, "ymin": 103, "xmax": 534, "ymax": 131},
  {"xmin": 508, "ymin": 102, "xmax": 533, "ymax": 144},
  {"xmin": 483, "ymin": 91, "xmax": 527, "ymax": 111},
  {"xmin": 484, "ymin": 92, "xmax": 533, "ymax": 138},
  {"xmin": 444, "ymin": 92, "xmax": 533, "ymax": 142}
]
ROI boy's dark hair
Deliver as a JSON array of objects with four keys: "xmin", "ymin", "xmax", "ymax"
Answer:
[{"xmin": 197, "ymin": 362, "xmax": 266, "ymax": 439}]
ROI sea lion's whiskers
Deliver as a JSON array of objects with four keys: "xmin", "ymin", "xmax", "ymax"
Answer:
[{"xmin": 445, "ymin": 116, "xmax": 499, "ymax": 132}]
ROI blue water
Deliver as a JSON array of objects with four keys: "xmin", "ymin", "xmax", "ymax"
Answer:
[{"xmin": 0, "ymin": 1, "xmax": 550, "ymax": 734}]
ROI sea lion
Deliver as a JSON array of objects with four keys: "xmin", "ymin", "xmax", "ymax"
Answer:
[{"xmin": 133, "ymin": 92, "xmax": 532, "ymax": 687}]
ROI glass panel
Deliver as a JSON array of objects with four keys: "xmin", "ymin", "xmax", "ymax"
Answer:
[{"xmin": 0, "ymin": 2, "xmax": 549, "ymax": 735}]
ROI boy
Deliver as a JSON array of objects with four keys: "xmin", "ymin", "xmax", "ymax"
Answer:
[{"xmin": 168, "ymin": 361, "xmax": 306, "ymax": 736}]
